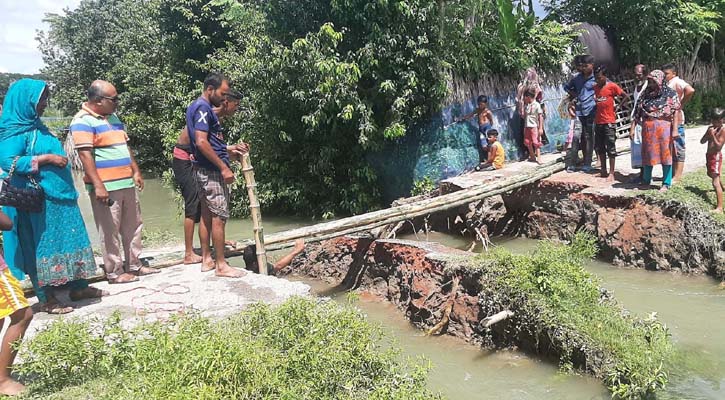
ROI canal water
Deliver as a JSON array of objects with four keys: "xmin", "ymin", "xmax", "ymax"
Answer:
[
  {"xmin": 388, "ymin": 232, "xmax": 725, "ymax": 399},
  {"xmin": 74, "ymin": 176, "xmax": 308, "ymax": 248},
  {"xmin": 80, "ymin": 178, "xmax": 724, "ymax": 399}
]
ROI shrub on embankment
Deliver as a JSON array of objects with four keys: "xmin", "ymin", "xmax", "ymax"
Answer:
[
  {"xmin": 468, "ymin": 233, "xmax": 674, "ymax": 398},
  {"xmin": 16, "ymin": 298, "xmax": 441, "ymax": 399}
]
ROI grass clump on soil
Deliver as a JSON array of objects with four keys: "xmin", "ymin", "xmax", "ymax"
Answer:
[
  {"xmin": 643, "ymin": 168, "xmax": 725, "ymax": 225},
  {"xmin": 471, "ymin": 233, "xmax": 674, "ymax": 399},
  {"xmin": 16, "ymin": 298, "xmax": 441, "ymax": 400},
  {"xmin": 641, "ymin": 168, "xmax": 725, "ymax": 278}
]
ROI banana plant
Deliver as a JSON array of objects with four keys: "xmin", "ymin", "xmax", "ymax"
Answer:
[{"xmin": 495, "ymin": 0, "xmax": 536, "ymax": 48}]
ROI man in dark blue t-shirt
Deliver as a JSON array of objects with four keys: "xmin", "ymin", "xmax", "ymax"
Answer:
[
  {"xmin": 563, "ymin": 54, "xmax": 597, "ymax": 172},
  {"xmin": 185, "ymin": 73, "xmax": 246, "ymax": 278}
]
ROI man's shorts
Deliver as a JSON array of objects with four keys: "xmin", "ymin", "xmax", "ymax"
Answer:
[
  {"xmin": 707, "ymin": 152, "xmax": 722, "ymax": 176},
  {"xmin": 194, "ymin": 166, "xmax": 230, "ymax": 220},
  {"xmin": 172, "ymin": 157, "xmax": 201, "ymax": 222},
  {"xmin": 674, "ymin": 125, "xmax": 686, "ymax": 162},
  {"xmin": 523, "ymin": 127, "xmax": 542, "ymax": 149},
  {"xmin": 594, "ymin": 123, "xmax": 617, "ymax": 157},
  {"xmin": 0, "ymin": 268, "xmax": 29, "ymax": 319}
]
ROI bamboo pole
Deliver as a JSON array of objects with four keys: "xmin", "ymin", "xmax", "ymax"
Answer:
[
  {"xmin": 20, "ymin": 145, "xmax": 630, "ymax": 296},
  {"xmin": 238, "ymin": 145, "xmax": 632, "ymax": 250},
  {"xmin": 240, "ymin": 153, "xmax": 269, "ymax": 275}
]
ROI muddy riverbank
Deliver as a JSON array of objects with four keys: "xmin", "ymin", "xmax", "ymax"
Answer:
[
  {"xmin": 402, "ymin": 171, "xmax": 725, "ymax": 281},
  {"xmin": 281, "ymin": 235, "xmax": 673, "ymax": 398}
]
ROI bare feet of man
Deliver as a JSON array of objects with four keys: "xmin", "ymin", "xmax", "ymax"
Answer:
[
  {"xmin": 0, "ymin": 378, "xmax": 25, "ymax": 396},
  {"xmin": 183, "ymin": 253, "xmax": 203, "ymax": 264},
  {"xmin": 108, "ymin": 272, "xmax": 138, "ymax": 284},
  {"xmin": 606, "ymin": 174, "xmax": 615, "ymax": 183},
  {"xmin": 201, "ymin": 257, "xmax": 215, "ymax": 272},
  {"xmin": 215, "ymin": 262, "xmax": 246, "ymax": 278}
]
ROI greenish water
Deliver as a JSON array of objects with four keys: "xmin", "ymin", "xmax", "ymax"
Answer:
[
  {"xmin": 74, "ymin": 175, "xmax": 307, "ymax": 249},
  {"xmin": 391, "ymin": 233, "xmax": 725, "ymax": 399}
]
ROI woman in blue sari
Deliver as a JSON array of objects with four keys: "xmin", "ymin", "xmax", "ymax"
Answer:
[{"xmin": 0, "ymin": 79, "xmax": 106, "ymax": 314}]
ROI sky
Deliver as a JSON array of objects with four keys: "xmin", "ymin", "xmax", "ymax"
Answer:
[{"xmin": 0, "ymin": 0, "xmax": 81, "ymax": 74}]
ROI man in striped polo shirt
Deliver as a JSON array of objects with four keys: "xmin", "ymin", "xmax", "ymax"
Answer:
[{"xmin": 71, "ymin": 80, "xmax": 159, "ymax": 284}]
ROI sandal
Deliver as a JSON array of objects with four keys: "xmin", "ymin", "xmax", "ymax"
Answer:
[
  {"xmin": 39, "ymin": 301, "xmax": 74, "ymax": 315},
  {"xmin": 131, "ymin": 266, "xmax": 160, "ymax": 276},
  {"xmin": 108, "ymin": 273, "xmax": 139, "ymax": 284}
]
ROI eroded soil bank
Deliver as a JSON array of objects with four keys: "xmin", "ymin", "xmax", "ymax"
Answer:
[
  {"xmin": 413, "ymin": 178, "xmax": 725, "ymax": 280},
  {"xmin": 281, "ymin": 235, "xmax": 672, "ymax": 398},
  {"xmin": 285, "ymin": 237, "xmax": 587, "ymax": 364}
]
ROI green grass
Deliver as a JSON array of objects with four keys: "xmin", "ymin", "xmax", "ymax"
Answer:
[
  {"xmin": 644, "ymin": 168, "xmax": 725, "ymax": 225},
  {"xmin": 468, "ymin": 233, "xmax": 673, "ymax": 399},
  {"xmin": 17, "ymin": 298, "xmax": 441, "ymax": 400}
]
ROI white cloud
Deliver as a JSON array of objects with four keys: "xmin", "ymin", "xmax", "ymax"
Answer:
[{"xmin": 0, "ymin": 0, "xmax": 81, "ymax": 74}]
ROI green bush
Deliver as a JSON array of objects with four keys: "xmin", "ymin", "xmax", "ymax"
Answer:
[
  {"xmin": 411, "ymin": 176, "xmax": 436, "ymax": 196},
  {"xmin": 683, "ymin": 82, "xmax": 725, "ymax": 124},
  {"xmin": 17, "ymin": 298, "xmax": 441, "ymax": 400},
  {"xmin": 644, "ymin": 168, "xmax": 725, "ymax": 224},
  {"xmin": 471, "ymin": 233, "xmax": 674, "ymax": 398}
]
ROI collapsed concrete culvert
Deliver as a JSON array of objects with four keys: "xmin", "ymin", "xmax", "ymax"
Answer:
[{"xmin": 281, "ymin": 234, "xmax": 674, "ymax": 398}]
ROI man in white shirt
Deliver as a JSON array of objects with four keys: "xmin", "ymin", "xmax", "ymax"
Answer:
[{"xmin": 663, "ymin": 63, "xmax": 695, "ymax": 183}]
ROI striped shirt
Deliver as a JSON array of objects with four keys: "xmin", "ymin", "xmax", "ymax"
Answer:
[{"xmin": 70, "ymin": 104, "xmax": 135, "ymax": 192}]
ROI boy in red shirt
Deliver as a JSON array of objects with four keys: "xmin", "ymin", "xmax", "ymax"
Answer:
[{"xmin": 593, "ymin": 65, "xmax": 629, "ymax": 182}]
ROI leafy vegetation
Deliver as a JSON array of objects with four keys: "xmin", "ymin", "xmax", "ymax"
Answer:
[
  {"xmin": 644, "ymin": 168, "xmax": 725, "ymax": 223},
  {"xmin": 469, "ymin": 233, "xmax": 674, "ymax": 398},
  {"xmin": 682, "ymin": 80, "xmax": 725, "ymax": 124},
  {"xmin": 547, "ymin": 0, "xmax": 722, "ymax": 67},
  {"xmin": 411, "ymin": 176, "xmax": 437, "ymax": 196},
  {"xmin": 38, "ymin": 0, "xmax": 577, "ymax": 217},
  {"xmin": 17, "ymin": 297, "xmax": 441, "ymax": 399}
]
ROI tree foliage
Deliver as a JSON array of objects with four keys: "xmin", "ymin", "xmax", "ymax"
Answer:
[
  {"xmin": 546, "ymin": 0, "xmax": 722, "ymax": 66},
  {"xmin": 38, "ymin": 0, "xmax": 576, "ymax": 217}
]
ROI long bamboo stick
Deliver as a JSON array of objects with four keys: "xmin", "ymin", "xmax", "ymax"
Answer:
[
  {"xmin": 240, "ymin": 153, "xmax": 268, "ymax": 275},
  {"xmin": 20, "ymin": 145, "xmax": 629, "ymax": 295},
  {"xmin": 239, "ymin": 145, "xmax": 632, "ymax": 250}
]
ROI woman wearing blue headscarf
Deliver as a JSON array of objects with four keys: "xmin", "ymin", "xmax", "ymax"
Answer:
[{"xmin": 0, "ymin": 79, "xmax": 106, "ymax": 314}]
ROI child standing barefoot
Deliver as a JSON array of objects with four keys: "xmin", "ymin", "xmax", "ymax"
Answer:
[
  {"xmin": 700, "ymin": 108, "xmax": 725, "ymax": 213},
  {"xmin": 523, "ymin": 90, "xmax": 544, "ymax": 164},
  {"xmin": 0, "ymin": 210, "xmax": 33, "ymax": 396}
]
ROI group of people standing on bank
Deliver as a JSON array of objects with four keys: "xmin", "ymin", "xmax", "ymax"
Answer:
[
  {"xmin": 0, "ymin": 79, "xmax": 162, "ymax": 316},
  {"xmin": 0, "ymin": 77, "xmax": 161, "ymax": 395},
  {"xmin": 563, "ymin": 56, "xmax": 696, "ymax": 191},
  {"xmin": 455, "ymin": 54, "xmax": 711, "ymax": 195},
  {"xmin": 172, "ymin": 73, "xmax": 305, "ymax": 277},
  {"xmin": 0, "ymin": 73, "xmax": 310, "ymax": 396}
]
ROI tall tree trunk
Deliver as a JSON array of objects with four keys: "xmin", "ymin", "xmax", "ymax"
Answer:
[
  {"xmin": 687, "ymin": 36, "xmax": 704, "ymax": 75},
  {"xmin": 528, "ymin": 0, "xmax": 535, "ymax": 16},
  {"xmin": 711, "ymin": 36, "xmax": 717, "ymax": 66}
]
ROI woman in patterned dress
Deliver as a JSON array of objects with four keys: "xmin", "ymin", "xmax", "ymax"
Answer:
[
  {"xmin": 0, "ymin": 79, "xmax": 107, "ymax": 314},
  {"xmin": 629, "ymin": 70, "xmax": 681, "ymax": 191}
]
